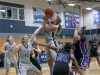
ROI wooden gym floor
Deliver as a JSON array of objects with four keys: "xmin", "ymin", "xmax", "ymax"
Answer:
[{"xmin": 0, "ymin": 58, "xmax": 100, "ymax": 75}]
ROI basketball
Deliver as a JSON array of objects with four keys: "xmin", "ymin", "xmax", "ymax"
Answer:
[{"xmin": 45, "ymin": 7, "xmax": 54, "ymax": 18}]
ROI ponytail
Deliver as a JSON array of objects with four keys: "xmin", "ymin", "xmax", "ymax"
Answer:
[
  {"xmin": 6, "ymin": 36, "xmax": 10, "ymax": 42},
  {"xmin": 56, "ymin": 16, "xmax": 62, "ymax": 35},
  {"xmin": 21, "ymin": 36, "xmax": 24, "ymax": 43},
  {"xmin": 56, "ymin": 24, "xmax": 62, "ymax": 35}
]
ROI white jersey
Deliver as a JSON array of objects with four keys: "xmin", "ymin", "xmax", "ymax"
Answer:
[
  {"xmin": 45, "ymin": 23, "xmax": 59, "ymax": 43},
  {"xmin": 5, "ymin": 42, "xmax": 16, "ymax": 58},
  {"xmin": 18, "ymin": 43, "xmax": 32, "ymax": 64}
]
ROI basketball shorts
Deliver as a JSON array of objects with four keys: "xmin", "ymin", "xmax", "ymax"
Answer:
[
  {"xmin": 4, "ymin": 56, "xmax": 18, "ymax": 70},
  {"xmin": 18, "ymin": 62, "xmax": 40, "ymax": 75},
  {"xmin": 89, "ymin": 50, "xmax": 99, "ymax": 58},
  {"xmin": 72, "ymin": 56, "xmax": 88, "ymax": 70},
  {"xmin": 30, "ymin": 58, "xmax": 42, "ymax": 71},
  {"xmin": 45, "ymin": 41, "xmax": 58, "ymax": 60},
  {"xmin": 53, "ymin": 63, "xmax": 70, "ymax": 75}
]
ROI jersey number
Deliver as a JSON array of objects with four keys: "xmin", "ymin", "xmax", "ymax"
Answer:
[
  {"xmin": 25, "ymin": 53, "xmax": 29, "ymax": 57},
  {"xmin": 56, "ymin": 53, "xmax": 69, "ymax": 63},
  {"xmin": 10, "ymin": 49, "xmax": 13, "ymax": 52}
]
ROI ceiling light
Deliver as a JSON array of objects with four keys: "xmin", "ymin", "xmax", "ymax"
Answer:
[
  {"xmin": 47, "ymin": 0, "xmax": 52, "ymax": 2},
  {"xmin": 86, "ymin": 7, "xmax": 92, "ymax": 10},
  {"xmin": 68, "ymin": 3, "xmax": 75, "ymax": 6}
]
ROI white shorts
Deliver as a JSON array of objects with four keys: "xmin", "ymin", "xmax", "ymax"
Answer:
[
  {"xmin": 18, "ymin": 62, "xmax": 40, "ymax": 75},
  {"xmin": 45, "ymin": 41, "xmax": 58, "ymax": 60},
  {"xmin": 4, "ymin": 56, "xmax": 18, "ymax": 70}
]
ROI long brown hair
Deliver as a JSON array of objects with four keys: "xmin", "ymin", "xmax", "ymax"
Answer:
[
  {"xmin": 56, "ymin": 16, "xmax": 62, "ymax": 35},
  {"xmin": 6, "ymin": 36, "xmax": 13, "ymax": 42}
]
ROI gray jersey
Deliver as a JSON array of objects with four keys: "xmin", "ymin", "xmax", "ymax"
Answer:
[
  {"xmin": 5, "ymin": 42, "xmax": 16, "ymax": 58},
  {"xmin": 45, "ymin": 23, "xmax": 59, "ymax": 60},
  {"xmin": 19, "ymin": 44, "xmax": 32, "ymax": 64},
  {"xmin": 45, "ymin": 23, "xmax": 59, "ymax": 43}
]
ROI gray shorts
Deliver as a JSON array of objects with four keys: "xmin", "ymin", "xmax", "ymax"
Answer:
[
  {"xmin": 45, "ymin": 41, "xmax": 58, "ymax": 60},
  {"xmin": 18, "ymin": 62, "xmax": 40, "ymax": 75},
  {"xmin": 4, "ymin": 56, "xmax": 18, "ymax": 70}
]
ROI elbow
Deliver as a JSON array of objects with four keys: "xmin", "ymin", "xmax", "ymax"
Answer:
[
  {"xmin": 72, "ymin": 58, "xmax": 75, "ymax": 61},
  {"xmin": 71, "ymin": 57, "xmax": 75, "ymax": 61},
  {"xmin": 38, "ymin": 50, "xmax": 41, "ymax": 54},
  {"xmin": 42, "ymin": 26, "xmax": 48, "ymax": 31},
  {"xmin": 38, "ymin": 51, "xmax": 41, "ymax": 54},
  {"xmin": 1, "ymin": 50, "xmax": 4, "ymax": 53},
  {"xmin": 74, "ymin": 35, "xmax": 78, "ymax": 39},
  {"xmin": 1, "ymin": 50, "xmax": 3, "ymax": 52},
  {"xmin": 74, "ymin": 36, "xmax": 80, "ymax": 40}
]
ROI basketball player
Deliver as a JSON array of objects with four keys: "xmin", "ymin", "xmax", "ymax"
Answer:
[
  {"xmin": 1, "ymin": 36, "xmax": 18, "ymax": 75},
  {"xmin": 34, "ymin": 41, "xmax": 80, "ymax": 75},
  {"xmin": 30, "ymin": 42, "xmax": 42, "ymax": 74},
  {"xmin": 87, "ymin": 34, "xmax": 100, "ymax": 69},
  {"xmin": 12, "ymin": 35, "xmax": 41, "ymax": 75},
  {"xmin": 42, "ymin": 15, "xmax": 62, "ymax": 74},
  {"xmin": 29, "ymin": 26, "xmax": 42, "ymax": 74},
  {"xmin": 72, "ymin": 25, "xmax": 89, "ymax": 75}
]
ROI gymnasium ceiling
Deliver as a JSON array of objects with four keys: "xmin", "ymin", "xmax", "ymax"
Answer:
[{"xmin": 38, "ymin": 0, "xmax": 100, "ymax": 9}]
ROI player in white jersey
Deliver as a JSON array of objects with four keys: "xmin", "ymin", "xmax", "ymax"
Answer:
[
  {"xmin": 1, "ymin": 36, "xmax": 18, "ymax": 75},
  {"xmin": 42, "ymin": 15, "xmax": 62, "ymax": 74},
  {"xmin": 12, "ymin": 26, "xmax": 42, "ymax": 75}
]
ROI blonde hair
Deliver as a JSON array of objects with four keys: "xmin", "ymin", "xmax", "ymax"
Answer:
[
  {"xmin": 56, "ymin": 16, "xmax": 62, "ymax": 35},
  {"xmin": 21, "ymin": 35, "xmax": 28, "ymax": 43}
]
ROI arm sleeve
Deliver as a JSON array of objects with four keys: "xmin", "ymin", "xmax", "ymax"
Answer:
[{"xmin": 80, "ymin": 35, "xmax": 86, "ymax": 42}]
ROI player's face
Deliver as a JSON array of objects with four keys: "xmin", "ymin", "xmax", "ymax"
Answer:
[
  {"xmin": 23, "ymin": 35, "xmax": 29, "ymax": 43},
  {"xmin": 51, "ymin": 16, "xmax": 57, "ymax": 24},
  {"xmin": 9, "ymin": 36, "xmax": 13, "ymax": 42},
  {"xmin": 93, "ymin": 34, "xmax": 98, "ymax": 40}
]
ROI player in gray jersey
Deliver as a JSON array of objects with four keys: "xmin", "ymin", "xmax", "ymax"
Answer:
[
  {"xmin": 12, "ymin": 26, "xmax": 42, "ymax": 75},
  {"xmin": 1, "ymin": 36, "xmax": 18, "ymax": 75},
  {"xmin": 42, "ymin": 15, "xmax": 62, "ymax": 74}
]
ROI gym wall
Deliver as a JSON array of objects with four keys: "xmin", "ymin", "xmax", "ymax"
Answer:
[
  {"xmin": 0, "ymin": 0, "xmax": 82, "ymax": 39},
  {"xmin": 83, "ymin": 9, "xmax": 100, "ymax": 42},
  {"xmin": 2, "ymin": 0, "xmax": 100, "ymax": 41}
]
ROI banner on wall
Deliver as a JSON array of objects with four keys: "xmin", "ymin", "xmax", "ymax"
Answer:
[
  {"xmin": 93, "ymin": 10, "xmax": 100, "ymax": 24},
  {"xmin": 75, "ymin": 14, "xmax": 80, "ymax": 25},
  {"xmin": 38, "ymin": 51, "xmax": 47, "ymax": 63},
  {"xmin": 33, "ymin": 8, "xmax": 44, "ymax": 24},
  {"xmin": 33, "ymin": 8, "xmax": 59, "ymax": 24},
  {"xmin": 65, "ymin": 12, "xmax": 72, "ymax": 28},
  {"xmin": 65, "ymin": 12, "xmax": 80, "ymax": 28}
]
